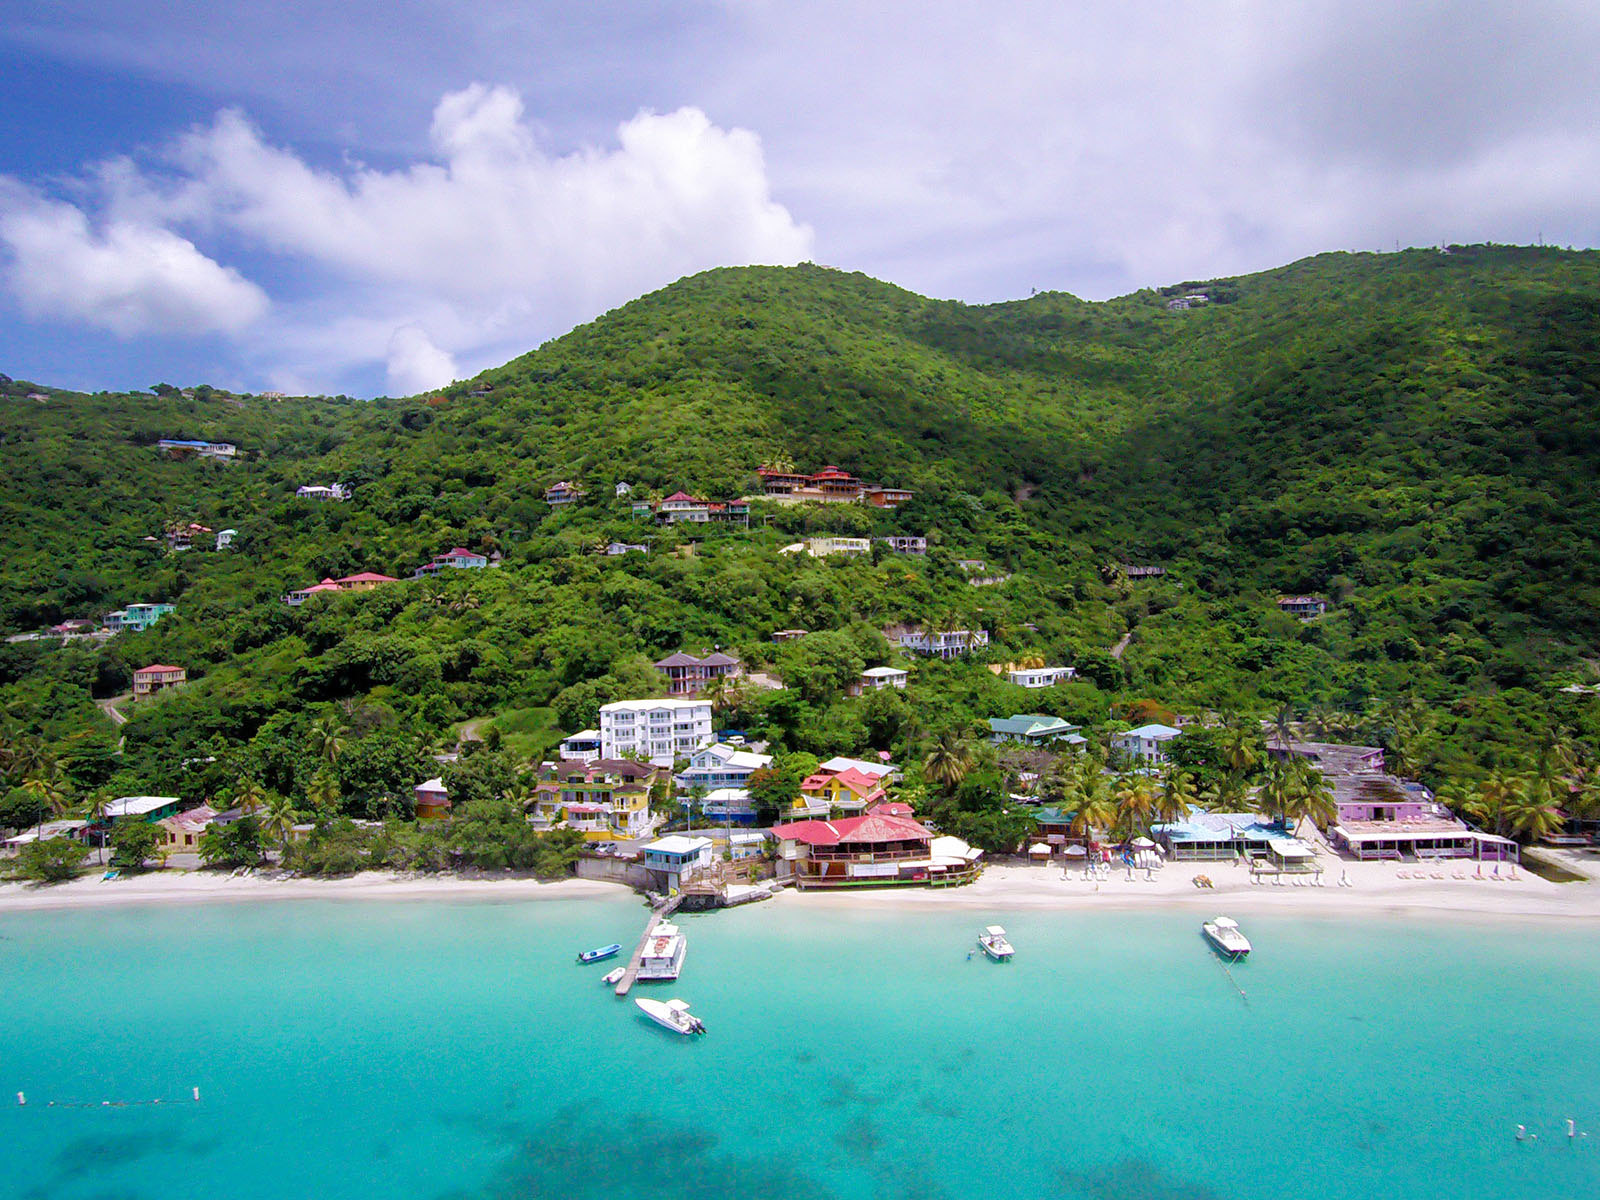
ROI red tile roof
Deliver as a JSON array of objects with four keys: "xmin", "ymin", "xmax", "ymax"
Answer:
[
  {"xmin": 771, "ymin": 813, "xmax": 932, "ymax": 846},
  {"xmin": 338, "ymin": 572, "xmax": 399, "ymax": 584},
  {"xmin": 135, "ymin": 664, "xmax": 184, "ymax": 674}
]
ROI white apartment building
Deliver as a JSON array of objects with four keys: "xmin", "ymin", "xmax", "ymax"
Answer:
[
  {"xmin": 599, "ymin": 698, "xmax": 714, "ymax": 765},
  {"xmin": 897, "ymin": 628, "xmax": 990, "ymax": 659}
]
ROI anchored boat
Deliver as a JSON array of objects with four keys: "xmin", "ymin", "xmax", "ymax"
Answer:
[
  {"xmin": 601, "ymin": 966, "xmax": 625, "ymax": 986},
  {"xmin": 636, "ymin": 923, "xmax": 687, "ymax": 981},
  {"xmin": 635, "ymin": 997, "xmax": 706, "ymax": 1036},
  {"xmin": 978, "ymin": 925, "xmax": 1015, "ymax": 961},
  {"xmin": 1202, "ymin": 917, "xmax": 1251, "ymax": 960},
  {"xmin": 578, "ymin": 943, "xmax": 622, "ymax": 964}
]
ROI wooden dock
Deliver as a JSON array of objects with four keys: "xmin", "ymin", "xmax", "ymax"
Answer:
[{"xmin": 613, "ymin": 895, "xmax": 682, "ymax": 997}]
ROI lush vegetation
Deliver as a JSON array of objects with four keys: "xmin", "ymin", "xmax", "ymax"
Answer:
[{"xmin": 2, "ymin": 245, "xmax": 1599, "ymax": 866}]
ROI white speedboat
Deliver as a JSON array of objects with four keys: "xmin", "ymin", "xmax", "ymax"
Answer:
[
  {"xmin": 978, "ymin": 925, "xmax": 1015, "ymax": 960},
  {"xmin": 636, "ymin": 923, "xmax": 687, "ymax": 981},
  {"xmin": 1202, "ymin": 916, "xmax": 1251, "ymax": 960},
  {"xmin": 635, "ymin": 997, "xmax": 706, "ymax": 1036}
]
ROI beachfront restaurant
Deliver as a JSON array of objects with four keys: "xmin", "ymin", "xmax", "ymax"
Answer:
[
  {"xmin": 1153, "ymin": 811, "xmax": 1289, "ymax": 862},
  {"xmin": 771, "ymin": 813, "xmax": 982, "ymax": 888},
  {"xmin": 1328, "ymin": 821, "xmax": 1519, "ymax": 862}
]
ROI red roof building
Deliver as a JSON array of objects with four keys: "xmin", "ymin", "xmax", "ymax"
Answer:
[
  {"xmin": 132, "ymin": 664, "xmax": 187, "ymax": 699},
  {"xmin": 771, "ymin": 812, "xmax": 975, "ymax": 888}
]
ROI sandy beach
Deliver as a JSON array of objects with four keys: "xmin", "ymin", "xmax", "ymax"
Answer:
[{"xmin": 2, "ymin": 849, "xmax": 1598, "ymax": 922}]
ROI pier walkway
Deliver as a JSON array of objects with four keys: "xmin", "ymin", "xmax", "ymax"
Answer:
[{"xmin": 613, "ymin": 895, "xmax": 682, "ymax": 997}]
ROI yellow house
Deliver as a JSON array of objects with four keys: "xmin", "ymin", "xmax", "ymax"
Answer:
[
  {"xmin": 798, "ymin": 768, "xmax": 886, "ymax": 817},
  {"xmin": 158, "ymin": 805, "xmax": 216, "ymax": 853}
]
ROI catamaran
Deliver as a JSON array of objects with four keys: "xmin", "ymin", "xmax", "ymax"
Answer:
[
  {"xmin": 978, "ymin": 925, "xmax": 1015, "ymax": 960},
  {"xmin": 636, "ymin": 923, "xmax": 687, "ymax": 981},
  {"xmin": 635, "ymin": 997, "xmax": 706, "ymax": 1036},
  {"xmin": 1202, "ymin": 917, "xmax": 1251, "ymax": 960}
]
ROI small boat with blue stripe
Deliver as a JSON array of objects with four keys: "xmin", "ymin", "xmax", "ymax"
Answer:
[{"xmin": 578, "ymin": 943, "xmax": 622, "ymax": 964}]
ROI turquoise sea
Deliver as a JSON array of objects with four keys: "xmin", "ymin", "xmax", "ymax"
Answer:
[{"xmin": 3, "ymin": 897, "xmax": 1599, "ymax": 1200}]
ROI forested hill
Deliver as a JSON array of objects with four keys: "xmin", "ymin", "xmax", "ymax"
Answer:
[{"xmin": 1, "ymin": 244, "xmax": 1598, "ymax": 808}]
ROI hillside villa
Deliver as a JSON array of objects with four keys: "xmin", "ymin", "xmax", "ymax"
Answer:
[
  {"xmin": 988, "ymin": 714, "xmax": 1085, "ymax": 747},
  {"xmin": 771, "ymin": 629, "xmax": 808, "ymax": 642},
  {"xmin": 1276, "ymin": 595, "xmax": 1329, "ymax": 618},
  {"xmin": 877, "ymin": 536, "xmax": 927, "ymax": 554},
  {"xmin": 106, "ymin": 602, "xmax": 175, "ymax": 633},
  {"xmin": 296, "ymin": 483, "xmax": 351, "ymax": 501},
  {"xmin": 1002, "ymin": 665, "xmax": 1076, "ymax": 688},
  {"xmin": 890, "ymin": 626, "xmax": 990, "ymax": 659},
  {"xmin": 847, "ymin": 666, "xmax": 908, "ymax": 696},
  {"xmin": 412, "ymin": 548, "xmax": 488, "ymax": 576},
  {"xmin": 157, "ymin": 439, "xmax": 236, "ymax": 460},
  {"xmin": 632, "ymin": 491, "xmax": 751, "ymax": 525},
  {"xmin": 653, "ymin": 651, "xmax": 742, "ymax": 697},
  {"xmin": 544, "ymin": 481, "xmax": 586, "ymax": 506},
  {"xmin": 771, "ymin": 812, "xmax": 981, "ymax": 888},
  {"xmin": 676, "ymin": 743, "xmax": 772, "ymax": 793},
  {"xmin": 283, "ymin": 572, "xmax": 400, "ymax": 605},
  {"xmin": 132, "ymin": 664, "xmax": 186, "ymax": 699},
  {"xmin": 532, "ymin": 758, "xmax": 659, "ymax": 839},
  {"xmin": 1113, "ymin": 723, "xmax": 1182, "ymax": 763},
  {"xmin": 164, "ymin": 522, "xmax": 212, "ymax": 551},
  {"xmin": 754, "ymin": 465, "xmax": 913, "ymax": 507},
  {"xmin": 796, "ymin": 766, "xmax": 887, "ymax": 817},
  {"xmin": 597, "ymin": 698, "xmax": 713, "ymax": 763}
]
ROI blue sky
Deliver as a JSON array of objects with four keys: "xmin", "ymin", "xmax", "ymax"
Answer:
[{"xmin": 3, "ymin": 0, "xmax": 1598, "ymax": 397}]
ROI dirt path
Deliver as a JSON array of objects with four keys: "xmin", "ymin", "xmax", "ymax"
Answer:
[
  {"xmin": 97, "ymin": 693, "xmax": 131, "ymax": 726},
  {"xmin": 1110, "ymin": 633, "xmax": 1132, "ymax": 659}
]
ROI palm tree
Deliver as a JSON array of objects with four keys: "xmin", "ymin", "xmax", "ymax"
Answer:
[
  {"xmin": 22, "ymin": 769, "xmax": 70, "ymax": 838},
  {"xmin": 924, "ymin": 731, "xmax": 975, "ymax": 794},
  {"xmin": 1460, "ymin": 770, "xmax": 1525, "ymax": 838},
  {"xmin": 1070, "ymin": 791, "xmax": 1118, "ymax": 847},
  {"xmin": 1218, "ymin": 715, "xmax": 1262, "ymax": 776},
  {"xmin": 1113, "ymin": 773, "xmax": 1157, "ymax": 839},
  {"xmin": 1506, "ymin": 777, "xmax": 1565, "ymax": 843},
  {"xmin": 308, "ymin": 714, "xmax": 345, "ymax": 764},
  {"xmin": 261, "ymin": 795, "xmax": 298, "ymax": 857},
  {"xmin": 1268, "ymin": 704, "xmax": 1297, "ymax": 755},
  {"xmin": 1280, "ymin": 761, "xmax": 1337, "ymax": 838},
  {"xmin": 1155, "ymin": 768, "xmax": 1197, "ymax": 830},
  {"xmin": 306, "ymin": 770, "xmax": 341, "ymax": 820},
  {"xmin": 234, "ymin": 777, "xmax": 267, "ymax": 815},
  {"xmin": 1257, "ymin": 759, "xmax": 1295, "ymax": 827}
]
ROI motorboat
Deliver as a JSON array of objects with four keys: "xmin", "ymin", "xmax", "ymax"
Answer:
[
  {"xmin": 978, "ymin": 925, "xmax": 1015, "ymax": 961},
  {"xmin": 601, "ymin": 966, "xmax": 625, "ymax": 986},
  {"xmin": 636, "ymin": 923, "xmax": 687, "ymax": 981},
  {"xmin": 578, "ymin": 943, "xmax": 622, "ymax": 964},
  {"xmin": 1202, "ymin": 917, "xmax": 1251, "ymax": 960},
  {"xmin": 635, "ymin": 997, "xmax": 706, "ymax": 1036}
]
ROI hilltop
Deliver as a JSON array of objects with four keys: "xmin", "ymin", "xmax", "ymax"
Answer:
[{"xmin": 1, "ymin": 244, "xmax": 1598, "ymax": 821}]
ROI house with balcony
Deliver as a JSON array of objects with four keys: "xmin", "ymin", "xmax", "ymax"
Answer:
[
  {"xmin": 653, "ymin": 651, "xmax": 742, "ymax": 697},
  {"xmin": 532, "ymin": 758, "xmax": 658, "ymax": 839},
  {"xmin": 105, "ymin": 602, "xmax": 176, "ymax": 633},
  {"xmin": 558, "ymin": 730, "xmax": 602, "ymax": 763},
  {"xmin": 132, "ymin": 664, "xmax": 186, "ymax": 699},
  {"xmin": 771, "ymin": 812, "xmax": 980, "ymax": 888},
  {"xmin": 215, "ymin": 529, "xmax": 237, "ymax": 550},
  {"xmin": 676, "ymin": 743, "xmax": 772, "ymax": 793},
  {"xmin": 1112, "ymin": 723, "xmax": 1183, "ymax": 764},
  {"xmin": 805, "ymin": 537, "xmax": 871, "ymax": 557},
  {"xmin": 865, "ymin": 487, "xmax": 914, "ymax": 508},
  {"xmin": 988, "ymin": 714, "xmax": 1084, "ymax": 747},
  {"xmin": 876, "ymin": 536, "xmax": 926, "ymax": 554},
  {"xmin": 893, "ymin": 627, "xmax": 989, "ymax": 659},
  {"xmin": 544, "ymin": 481, "xmax": 586, "ymax": 506},
  {"xmin": 1276, "ymin": 595, "xmax": 1328, "ymax": 618},
  {"xmin": 412, "ymin": 547, "xmax": 489, "ymax": 577},
  {"xmin": 798, "ymin": 767, "xmax": 888, "ymax": 817},
  {"xmin": 296, "ymin": 483, "xmax": 350, "ymax": 501},
  {"xmin": 598, "ymin": 698, "xmax": 713, "ymax": 764},
  {"xmin": 641, "ymin": 835, "xmax": 715, "ymax": 891}
]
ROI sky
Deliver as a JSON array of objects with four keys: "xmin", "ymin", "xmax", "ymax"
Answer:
[{"xmin": 2, "ymin": 0, "xmax": 1597, "ymax": 397}]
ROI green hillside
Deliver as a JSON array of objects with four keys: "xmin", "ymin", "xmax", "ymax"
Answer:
[{"xmin": 2, "ymin": 245, "xmax": 1598, "ymax": 841}]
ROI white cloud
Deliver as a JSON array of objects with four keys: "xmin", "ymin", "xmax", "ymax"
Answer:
[
  {"xmin": 0, "ymin": 182, "xmax": 268, "ymax": 336},
  {"xmin": 57, "ymin": 84, "xmax": 812, "ymax": 391},
  {"xmin": 386, "ymin": 323, "xmax": 458, "ymax": 394}
]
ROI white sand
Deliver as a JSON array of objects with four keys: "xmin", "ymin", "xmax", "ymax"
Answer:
[
  {"xmin": 2, "ymin": 851, "xmax": 1596, "ymax": 924},
  {"xmin": 0, "ymin": 870, "xmax": 632, "ymax": 913},
  {"xmin": 772, "ymin": 853, "xmax": 1600, "ymax": 924}
]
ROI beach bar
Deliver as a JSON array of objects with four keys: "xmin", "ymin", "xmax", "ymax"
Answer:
[{"xmin": 772, "ymin": 813, "xmax": 981, "ymax": 888}]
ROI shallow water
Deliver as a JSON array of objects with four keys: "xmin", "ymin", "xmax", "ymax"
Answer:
[{"xmin": 3, "ymin": 898, "xmax": 1598, "ymax": 1199}]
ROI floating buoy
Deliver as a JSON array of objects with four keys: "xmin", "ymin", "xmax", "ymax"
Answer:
[
  {"xmin": 193, "ymin": 1087, "xmax": 200, "ymax": 1102},
  {"xmin": 15, "ymin": 1092, "xmax": 23, "ymax": 1106}
]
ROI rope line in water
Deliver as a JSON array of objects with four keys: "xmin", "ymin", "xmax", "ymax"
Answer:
[{"xmin": 15, "ymin": 1087, "xmax": 200, "ymax": 1109}]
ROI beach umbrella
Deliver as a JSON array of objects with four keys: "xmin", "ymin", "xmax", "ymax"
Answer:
[
  {"xmin": 1131, "ymin": 836, "xmax": 1156, "ymax": 849},
  {"xmin": 1062, "ymin": 844, "xmax": 1088, "ymax": 857}
]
